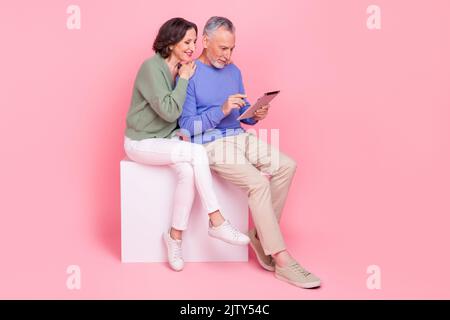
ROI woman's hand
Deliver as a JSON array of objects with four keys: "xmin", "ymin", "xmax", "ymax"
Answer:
[{"xmin": 178, "ymin": 61, "xmax": 197, "ymax": 80}]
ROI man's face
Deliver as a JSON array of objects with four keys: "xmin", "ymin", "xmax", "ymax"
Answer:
[{"xmin": 203, "ymin": 27, "xmax": 235, "ymax": 69}]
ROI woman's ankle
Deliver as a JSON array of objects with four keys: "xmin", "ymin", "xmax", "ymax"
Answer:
[
  {"xmin": 208, "ymin": 210, "xmax": 225, "ymax": 227},
  {"xmin": 170, "ymin": 227, "xmax": 183, "ymax": 240}
]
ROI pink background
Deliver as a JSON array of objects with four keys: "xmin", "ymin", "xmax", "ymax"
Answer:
[{"xmin": 1, "ymin": 0, "xmax": 449, "ymax": 299}]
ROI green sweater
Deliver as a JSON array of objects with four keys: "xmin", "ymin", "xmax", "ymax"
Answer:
[{"xmin": 125, "ymin": 53, "xmax": 189, "ymax": 140}]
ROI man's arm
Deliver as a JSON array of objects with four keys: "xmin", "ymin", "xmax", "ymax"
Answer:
[{"xmin": 178, "ymin": 80, "xmax": 226, "ymax": 136}]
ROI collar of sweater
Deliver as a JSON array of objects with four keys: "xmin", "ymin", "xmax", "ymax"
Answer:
[{"xmin": 155, "ymin": 53, "xmax": 176, "ymax": 87}]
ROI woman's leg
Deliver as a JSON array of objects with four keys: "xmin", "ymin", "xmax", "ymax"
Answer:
[
  {"xmin": 168, "ymin": 140, "xmax": 221, "ymax": 215},
  {"xmin": 168, "ymin": 140, "xmax": 250, "ymax": 245},
  {"xmin": 124, "ymin": 137, "xmax": 199, "ymax": 271},
  {"xmin": 169, "ymin": 162, "xmax": 195, "ymax": 233},
  {"xmin": 124, "ymin": 136, "xmax": 249, "ymax": 246},
  {"xmin": 125, "ymin": 137, "xmax": 221, "ymax": 226},
  {"xmin": 124, "ymin": 137, "xmax": 196, "ymax": 234}
]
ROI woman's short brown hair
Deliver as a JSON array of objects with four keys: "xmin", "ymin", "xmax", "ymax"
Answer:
[{"xmin": 152, "ymin": 18, "xmax": 198, "ymax": 59}]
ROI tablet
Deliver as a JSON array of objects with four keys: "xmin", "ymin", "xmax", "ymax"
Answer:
[{"xmin": 237, "ymin": 90, "xmax": 280, "ymax": 120}]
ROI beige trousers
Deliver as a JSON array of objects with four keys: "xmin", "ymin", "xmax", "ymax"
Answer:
[{"xmin": 203, "ymin": 132, "xmax": 297, "ymax": 255}]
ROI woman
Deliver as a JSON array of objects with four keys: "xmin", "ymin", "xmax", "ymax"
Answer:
[{"xmin": 124, "ymin": 18, "xmax": 250, "ymax": 271}]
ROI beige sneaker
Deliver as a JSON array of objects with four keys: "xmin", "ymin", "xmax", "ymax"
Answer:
[
  {"xmin": 248, "ymin": 228, "xmax": 275, "ymax": 271},
  {"xmin": 275, "ymin": 261, "xmax": 321, "ymax": 289}
]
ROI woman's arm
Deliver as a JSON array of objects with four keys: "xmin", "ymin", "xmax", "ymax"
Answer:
[{"xmin": 136, "ymin": 61, "xmax": 189, "ymax": 123}]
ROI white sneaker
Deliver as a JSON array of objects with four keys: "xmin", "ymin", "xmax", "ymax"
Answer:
[
  {"xmin": 208, "ymin": 220, "xmax": 250, "ymax": 246},
  {"xmin": 162, "ymin": 231, "xmax": 184, "ymax": 271}
]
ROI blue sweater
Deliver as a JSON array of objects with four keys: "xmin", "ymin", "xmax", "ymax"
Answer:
[{"xmin": 178, "ymin": 60, "xmax": 257, "ymax": 144}]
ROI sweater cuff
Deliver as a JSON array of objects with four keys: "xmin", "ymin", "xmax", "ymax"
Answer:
[
  {"xmin": 241, "ymin": 116, "xmax": 258, "ymax": 125},
  {"xmin": 210, "ymin": 106, "xmax": 226, "ymax": 125},
  {"xmin": 176, "ymin": 77, "xmax": 189, "ymax": 88}
]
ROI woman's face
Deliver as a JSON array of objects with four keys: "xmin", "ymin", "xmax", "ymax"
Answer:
[{"xmin": 171, "ymin": 28, "xmax": 197, "ymax": 63}]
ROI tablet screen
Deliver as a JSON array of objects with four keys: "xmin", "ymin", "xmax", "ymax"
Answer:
[{"xmin": 237, "ymin": 90, "xmax": 280, "ymax": 120}]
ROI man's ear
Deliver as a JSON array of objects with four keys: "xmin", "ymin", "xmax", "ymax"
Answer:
[{"xmin": 202, "ymin": 35, "xmax": 208, "ymax": 49}]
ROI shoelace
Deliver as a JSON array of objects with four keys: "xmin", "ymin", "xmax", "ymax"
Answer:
[
  {"xmin": 223, "ymin": 222, "xmax": 241, "ymax": 239},
  {"xmin": 169, "ymin": 240, "xmax": 182, "ymax": 260},
  {"xmin": 290, "ymin": 263, "xmax": 311, "ymax": 277}
]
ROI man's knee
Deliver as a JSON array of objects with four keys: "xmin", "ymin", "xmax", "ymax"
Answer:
[
  {"xmin": 247, "ymin": 175, "xmax": 271, "ymax": 194},
  {"xmin": 211, "ymin": 164, "xmax": 271, "ymax": 194},
  {"xmin": 279, "ymin": 155, "xmax": 297, "ymax": 173}
]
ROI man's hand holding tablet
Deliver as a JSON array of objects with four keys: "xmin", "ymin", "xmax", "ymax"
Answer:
[{"xmin": 252, "ymin": 104, "xmax": 269, "ymax": 121}]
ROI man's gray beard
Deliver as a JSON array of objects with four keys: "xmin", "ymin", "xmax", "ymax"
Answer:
[
  {"xmin": 206, "ymin": 51, "xmax": 225, "ymax": 69},
  {"xmin": 212, "ymin": 61, "xmax": 225, "ymax": 69}
]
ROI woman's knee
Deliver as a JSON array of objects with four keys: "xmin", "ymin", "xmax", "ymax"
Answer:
[
  {"xmin": 173, "ymin": 162, "xmax": 194, "ymax": 182},
  {"xmin": 191, "ymin": 144, "xmax": 210, "ymax": 165}
]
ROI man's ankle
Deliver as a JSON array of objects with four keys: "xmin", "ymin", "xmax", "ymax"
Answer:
[{"xmin": 272, "ymin": 250, "xmax": 294, "ymax": 267}]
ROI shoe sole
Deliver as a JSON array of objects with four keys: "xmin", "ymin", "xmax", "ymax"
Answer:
[
  {"xmin": 274, "ymin": 273, "xmax": 321, "ymax": 289},
  {"xmin": 208, "ymin": 232, "xmax": 250, "ymax": 246},
  {"xmin": 249, "ymin": 241, "xmax": 275, "ymax": 272}
]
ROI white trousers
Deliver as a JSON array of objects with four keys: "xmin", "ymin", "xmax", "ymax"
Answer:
[{"xmin": 124, "ymin": 136, "xmax": 220, "ymax": 230}]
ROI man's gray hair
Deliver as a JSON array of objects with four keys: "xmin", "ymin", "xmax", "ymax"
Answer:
[{"xmin": 203, "ymin": 16, "xmax": 235, "ymax": 37}]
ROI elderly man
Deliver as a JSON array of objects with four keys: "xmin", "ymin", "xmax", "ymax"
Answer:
[{"xmin": 178, "ymin": 16, "xmax": 321, "ymax": 289}]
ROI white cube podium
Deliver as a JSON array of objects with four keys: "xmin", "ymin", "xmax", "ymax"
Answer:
[{"xmin": 120, "ymin": 157, "xmax": 249, "ymax": 263}]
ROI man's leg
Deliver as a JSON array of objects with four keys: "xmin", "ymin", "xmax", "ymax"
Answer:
[
  {"xmin": 244, "ymin": 132, "xmax": 298, "ymax": 221},
  {"xmin": 243, "ymin": 133, "xmax": 321, "ymax": 288},
  {"xmin": 205, "ymin": 134, "xmax": 321, "ymax": 288},
  {"xmin": 204, "ymin": 136, "xmax": 286, "ymax": 255}
]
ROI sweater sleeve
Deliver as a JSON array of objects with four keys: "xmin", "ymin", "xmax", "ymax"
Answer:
[
  {"xmin": 178, "ymin": 79, "xmax": 226, "ymax": 136},
  {"xmin": 136, "ymin": 61, "xmax": 189, "ymax": 123}
]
